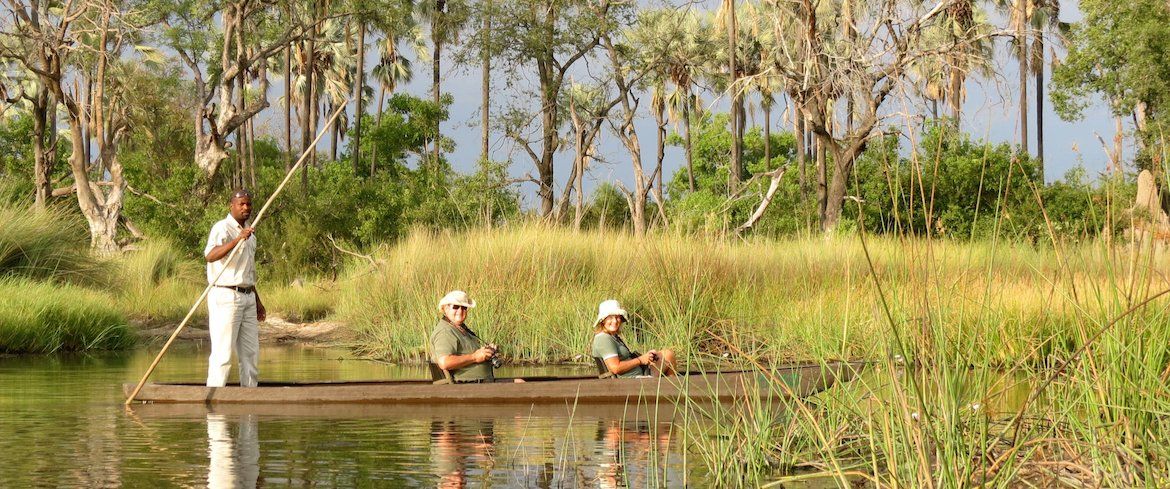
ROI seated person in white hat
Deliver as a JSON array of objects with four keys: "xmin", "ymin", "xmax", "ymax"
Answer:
[
  {"xmin": 430, "ymin": 290, "xmax": 502, "ymax": 383},
  {"xmin": 591, "ymin": 299, "xmax": 677, "ymax": 377}
]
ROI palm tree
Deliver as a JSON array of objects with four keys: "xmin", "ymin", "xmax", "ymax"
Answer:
[
  {"xmin": 1028, "ymin": 0, "xmax": 1063, "ymax": 177},
  {"xmin": 416, "ymin": 0, "xmax": 469, "ymax": 166},
  {"xmin": 369, "ymin": 35, "xmax": 416, "ymax": 173},
  {"xmin": 915, "ymin": 0, "xmax": 995, "ymax": 127},
  {"xmin": 627, "ymin": 9, "xmax": 713, "ymax": 193}
]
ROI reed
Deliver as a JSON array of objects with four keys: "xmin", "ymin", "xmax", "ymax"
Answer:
[
  {"xmin": 0, "ymin": 278, "xmax": 134, "ymax": 353},
  {"xmin": 264, "ymin": 281, "xmax": 337, "ymax": 322},
  {"xmin": 115, "ymin": 240, "xmax": 205, "ymax": 323},
  {"xmin": 336, "ymin": 226, "xmax": 1167, "ymax": 365},
  {"xmin": 0, "ymin": 205, "xmax": 110, "ymax": 286}
]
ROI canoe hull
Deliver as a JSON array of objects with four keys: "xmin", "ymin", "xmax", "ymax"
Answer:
[{"xmin": 124, "ymin": 362, "xmax": 859, "ymax": 405}]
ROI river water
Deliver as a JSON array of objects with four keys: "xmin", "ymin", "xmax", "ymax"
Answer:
[{"xmin": 0, "ymin": 344, "xmax": 709, "ymax": 487}]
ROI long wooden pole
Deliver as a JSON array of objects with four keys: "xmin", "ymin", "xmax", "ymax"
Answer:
[{"xmin": 125, "ymin": 103, "xmax": 348, "ymax": 406}]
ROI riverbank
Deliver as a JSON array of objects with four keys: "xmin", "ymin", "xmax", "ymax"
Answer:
[{"xmin": 134, "ymin": 315, "xmax": 351, "ymax": 346}]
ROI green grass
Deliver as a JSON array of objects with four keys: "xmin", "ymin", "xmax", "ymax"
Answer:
[
  {"xmin": 115, "ymin": 239, "xmax": 206, "ymax": 323},
  {"xmin": 335, "ymin": 225, "xmax": 1168, "ymax": 366},
  {"xmin": 264, "ymin": 281, "xmax": 337, "ymax": 322},
  {"xmin": 0, "ymin": 205, "xmax": 110, "ymax": 286},
  {"xmin": 0, "ymin": 278, "xmax": 134, "ymax": 353}
]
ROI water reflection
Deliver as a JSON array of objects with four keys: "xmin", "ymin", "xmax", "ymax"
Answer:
[
  {"xmin": 0, "ymin": 345, "xmax": 704, "ymax": 487},
  {"xmin": 430, "ymin": 419, "xmax": 496, "ymax": 488},
  {"xmin": 207, "ymin": 414, "xmax": 259, "ymax": 489},
  {"xmin": 596, "ymin": 420, "xmax": 674, "ymax": 489}
]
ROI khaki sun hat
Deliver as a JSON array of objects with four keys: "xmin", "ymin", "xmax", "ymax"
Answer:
[
  {"xmin": 437, "ymin": 290, "xmax": 476, "ymax": 312},
  {"xmin": 594, "ymin": 299, "xmax": 628, "ymax": 327}
]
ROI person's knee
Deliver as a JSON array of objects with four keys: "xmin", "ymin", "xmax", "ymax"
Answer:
[{"xmin": 662, "ymin": 349, "xmax": 676, "ymax": 362}]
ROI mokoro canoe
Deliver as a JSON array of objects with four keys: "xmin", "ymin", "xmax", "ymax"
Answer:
[{"xmin": 124, "ymin": 362, "xmax": 860, "ymax": 405}]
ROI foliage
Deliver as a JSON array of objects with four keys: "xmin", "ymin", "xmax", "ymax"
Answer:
[
  {"xmin": 845, "ymin": 124, "xmax": 1125, "ymax": 243},
  {"xmin": 121, "ymin": 92, "xmax": 518, "ymax": 283},
  {"xmin": 1052, "ymin": 0, "xmax": 1170, "ymax": 163}
]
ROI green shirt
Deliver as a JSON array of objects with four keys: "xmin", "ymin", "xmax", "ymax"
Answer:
[
  {"xmin": 591, "ymin": 332, "xmax": 648, "ymax": 378},
  {"xmin": 430, "ymin": 318, "xmax": 494, "ymax": 382}
]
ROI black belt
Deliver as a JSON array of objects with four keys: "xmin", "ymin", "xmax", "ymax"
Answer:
[
  {"xmin": 454, "ymin": 379, "xmax": 490, "ymax": 384},
  {"xmin": 215, "ymin": 285, "xmax": 255, "ymax": 294}
]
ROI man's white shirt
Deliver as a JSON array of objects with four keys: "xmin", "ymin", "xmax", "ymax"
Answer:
[{"xmin": 204, "ymin": 214, "xmax": 257, "ymax": 287}]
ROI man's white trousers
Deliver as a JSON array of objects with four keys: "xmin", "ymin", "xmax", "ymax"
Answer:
[{"xmin": 206, "ymin": 287, "xmax": 259, "ymax": 387}]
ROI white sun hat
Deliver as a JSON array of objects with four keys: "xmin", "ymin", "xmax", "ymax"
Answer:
[
  {"xmin": 594, "ymin": 299, "xmax": 629, "ymax": 327},
  {"xmin": 437, "ymin": 290, "xmax": 476, "ymax": 311}
]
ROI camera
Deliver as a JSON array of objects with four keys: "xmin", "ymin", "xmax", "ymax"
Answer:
[{"xmin": 486, "ymin": 343, "xmax": 503, "ymax": 369}]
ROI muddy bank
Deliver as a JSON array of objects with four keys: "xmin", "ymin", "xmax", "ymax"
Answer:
[{"xmin": 134, "ymin": 315, "xmax": 352, "ymax": 346}]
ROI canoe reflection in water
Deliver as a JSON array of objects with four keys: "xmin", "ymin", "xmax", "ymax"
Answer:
[
  {"xmin": 207, "ymin": 414, "xmax": 259, "ymax": 489},
  {"xmin": 430, "ymin": 419, "xmax": 496, "ymax": 488},
  {"xmin": 596, "ymin": 420, "xmax": 674, "ymax": 489}
]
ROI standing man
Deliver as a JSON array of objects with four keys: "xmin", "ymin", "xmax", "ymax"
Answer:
[{"xmin": 204, "ymin": 189, "xmax": 266, "ymax": 387}]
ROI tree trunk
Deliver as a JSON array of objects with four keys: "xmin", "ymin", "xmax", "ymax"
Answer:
[
  {"xmin": 353, "ymin": 22, "xmax": 366, "ymax": 172},
  {"xmin": 372, "ymin": 85, "xmax": 386, "ymax": 174},
  {"xmin": 726, "ymin": 0, "xmax": 742, "ymax": 191},
  {"xmin": 32, "ymin": 89, "xmax": 53, "ymax": 208},
  {"xmin": 815, "ymin": 110, "xmax": 827, "ymax": 221},
  {"xmin": 481, "ymin": 0, "xmax": 492, "ymax": 162},
  {"xmin": 1034, "ymin": 38, "xmax": 1044, "ymax": 180},
  {"xmin": 432, "ymin": 0, "xmax": 445, "ymax": 168},
  {"xmin": 683, "ymin": 96, "xmax": 695, "ymax": 192},
  {"xmin": 294, "ymin": 38, "xmax": 308, "ymax": 186},
  {"xmin": 763, "ymin": 100, "xmax": 771, "ymax": 168},
  {"xmin": 795, "ymin": 101, "xmax": 806, "ymax": 200},
  {"xmin": 536, "ymin": 67, "xmax": 558, "ymax": 216},
  {"xmin": 248, "ymin": 119, "xmax": 257, "ymax": 189},
  {"xmin": 330, "ymin": 112, "xmax": 339, "ymax": 161},
  {"xmin": 1016, "ymin": 0, "xmax": 1029, "ymax": 155},
  {"xmin": 285, "ymin": 46, "xmax": 293, "ymax": 171}
]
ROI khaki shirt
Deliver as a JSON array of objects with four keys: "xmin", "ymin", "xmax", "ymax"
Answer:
[
  {"xmin": 592, "ymin": 332, "xmax": 648, "ymax": 378},
  {"xmin": 204, "ymin": 214, "xmax": 257, "ymax": 287},
  {"xmin": 430, "ymin": 318, "xmax": 494, "ymax": 382}
]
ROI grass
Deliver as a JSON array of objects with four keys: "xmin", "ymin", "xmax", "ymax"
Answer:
[
  {"xmin": 0, "ymin": 205, "xmax": 111, "ymax": 286},
  {"xmin": 264, "ymin": 281, "xmax": 337, "ymax": 322},
  {"xmin": 0, "ymin": 278, "xmax": 134, "ymax": 353},
  {"xmin": 669, "ymin": 231, "xmax": 1170, "ymax": 486},
  {"xmin": 332, "ymin": 224, "xmax": 1170, "ymax": 485},
  {"xmin": 335, "ymin": 225, "xmax": 1170, "ymax": 366},
  {"xmin": 115, "ymin": 239, "xmax": 206, "ymax": 323}
]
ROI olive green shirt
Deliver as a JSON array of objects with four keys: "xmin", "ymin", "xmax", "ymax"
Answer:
[
  {"xmin": 430, "ymin": 318, "xmax": 494, "ymax": 382},
  {"xmin": 591, "ymin": 332, "xmax": 648, "ymax": 378}
]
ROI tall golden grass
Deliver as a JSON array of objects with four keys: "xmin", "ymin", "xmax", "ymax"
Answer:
[{"xmin": 335, "ymin": 225, "xmax": 1170, "ymax": 366}]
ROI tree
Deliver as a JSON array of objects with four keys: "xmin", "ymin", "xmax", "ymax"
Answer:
[
  {"xmin": 492, "ymin": 0, "xmax": 623, "ymax": 216},
  {"xmin": 3, "ymin": 0, "xmax": 160, "ymax": 252},
  {"xmin": 163, "ymin": 0, "xmax": 311, "ymax": 183},
  {"xmin": 755, "ymin": 0, "xmax": 987, "ymax": 232},
  {"xmin": 626, "ymin": 9, "xmax": 713, "ymax": 193},
  {"xmin": 349, "ymin": 0, "xmax": 415, "ymax": 174},
  {"xmin": 1051, "ymin": 0, "xmax": 1170, "ymax": 173},
  {"xmin": 0, "ymin": 12, "xmax": 59, "ymax": 208},
  {"xmin": 417, "ymin": 0, "xmax": 468, "ymax": 166}
]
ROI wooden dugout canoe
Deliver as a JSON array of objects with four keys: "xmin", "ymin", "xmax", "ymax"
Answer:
[{"xmin": 124, "ymin": 362, "xmax": 859, "ymax": 405}]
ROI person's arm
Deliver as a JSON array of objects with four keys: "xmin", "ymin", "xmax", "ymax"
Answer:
[
  {"xmin": 254, "ymin": 290, "xmax": 266, "ymax": 322},
  {"xmin": 433, "ymin": 329, "xmax": 493, "ymax": 371},
  {"xmin": 604, "ymin": 351, "xmax": 656, "ymax": 376},
  {"xmin": 437, "ymin": 348, "xmax": 493, "ymax": 371},
  {"xmin": 205, "ymin": 227, "xmax": 254, "ymax": 263}
]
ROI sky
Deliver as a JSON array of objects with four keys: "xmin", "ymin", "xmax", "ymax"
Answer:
[{"xmin": 255, "ymin": 0, "xmax": 1124, "ymax": 211}]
